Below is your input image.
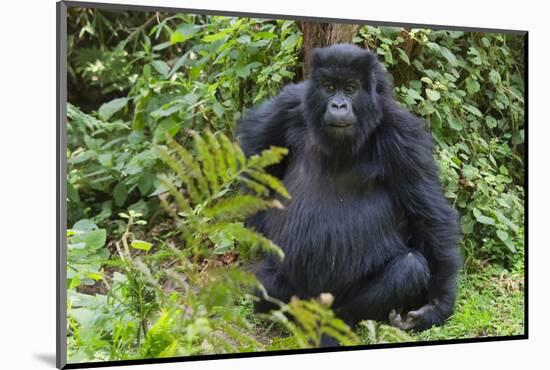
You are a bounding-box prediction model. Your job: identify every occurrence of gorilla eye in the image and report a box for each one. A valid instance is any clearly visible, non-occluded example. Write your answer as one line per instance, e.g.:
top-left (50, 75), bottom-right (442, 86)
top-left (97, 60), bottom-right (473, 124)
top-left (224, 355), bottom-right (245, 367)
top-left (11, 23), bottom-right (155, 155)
top-left (323, 83), bottom-right (336, 94)
top-left (344, 83), bottom-right (358, 94)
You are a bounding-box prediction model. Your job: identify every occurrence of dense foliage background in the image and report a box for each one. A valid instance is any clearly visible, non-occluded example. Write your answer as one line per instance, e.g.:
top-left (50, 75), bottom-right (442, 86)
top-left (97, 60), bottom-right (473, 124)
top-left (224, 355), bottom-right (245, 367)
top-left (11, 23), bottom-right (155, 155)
top-left (66, 8), bottom-right (525, 363)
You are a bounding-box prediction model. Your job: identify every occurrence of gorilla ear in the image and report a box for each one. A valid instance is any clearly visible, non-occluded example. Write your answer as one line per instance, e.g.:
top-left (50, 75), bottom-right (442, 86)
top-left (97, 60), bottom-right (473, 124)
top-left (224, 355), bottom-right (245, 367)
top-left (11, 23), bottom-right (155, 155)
top-left (361, 51), bottom-right (381, 92)
top-left (309, 49), bottom-right (323, 71)
top-left (361, 50), bottom-right (379, 73)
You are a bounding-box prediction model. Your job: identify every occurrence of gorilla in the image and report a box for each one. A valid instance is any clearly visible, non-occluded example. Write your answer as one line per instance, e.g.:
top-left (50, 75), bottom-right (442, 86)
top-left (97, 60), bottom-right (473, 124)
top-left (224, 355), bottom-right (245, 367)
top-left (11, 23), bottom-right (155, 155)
top-left (237, 44), bottom-right (461, 346)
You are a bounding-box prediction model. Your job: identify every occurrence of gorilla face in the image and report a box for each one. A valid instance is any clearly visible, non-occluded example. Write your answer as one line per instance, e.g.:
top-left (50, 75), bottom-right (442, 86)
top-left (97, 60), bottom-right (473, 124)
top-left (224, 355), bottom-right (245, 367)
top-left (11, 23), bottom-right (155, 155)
top-left (304, 44), bottom-right (385, 156)
top-left (319, 78), bottom-right (361, 136)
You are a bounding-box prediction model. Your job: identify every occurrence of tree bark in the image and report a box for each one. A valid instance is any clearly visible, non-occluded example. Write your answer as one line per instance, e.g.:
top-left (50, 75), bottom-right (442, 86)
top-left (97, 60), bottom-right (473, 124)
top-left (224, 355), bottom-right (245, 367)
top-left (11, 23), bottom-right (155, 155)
top-left (299, 22), bottom-right (360, 78)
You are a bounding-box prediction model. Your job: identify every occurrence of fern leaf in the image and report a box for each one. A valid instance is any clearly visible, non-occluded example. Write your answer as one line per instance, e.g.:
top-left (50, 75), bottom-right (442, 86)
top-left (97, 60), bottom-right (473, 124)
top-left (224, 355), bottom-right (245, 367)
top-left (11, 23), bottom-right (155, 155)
top-left (165, 135), bottom-right (211, 198)
top-left (218, 321), bottom-right (262, 348)
top-left (248, 146), bottom-right (289, 169)
top-left (141, 310), bottom-right (177, 357)
top-left (246, 169), bottom-right (291, 199)
top-left (237, 176), bottom-right (270, 196)
top-left (156, 147), bottom-right (202, 204)
top-left (203, 195), bottom-right (273, 220)
top-left (207, 222), bottom-right (284, 260)
top-left (158, 339), bottom-right (179, 358)
top-left (218, 134), bottom-right (239, 175)
top-left (158, 175), bottom-right (193, 214)
top-left (205, 131), bottom-right (230, 184)
top-left (190, 130), bottom-right (220, 195)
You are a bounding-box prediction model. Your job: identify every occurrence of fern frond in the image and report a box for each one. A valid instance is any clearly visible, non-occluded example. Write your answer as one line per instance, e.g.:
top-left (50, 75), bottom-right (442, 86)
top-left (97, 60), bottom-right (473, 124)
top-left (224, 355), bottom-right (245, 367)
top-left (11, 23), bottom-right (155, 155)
top-left (218, 134), bottom-right (239, 175)
top-left (157, 175), bottom-right (193, 214)
top-left (237, 177), bottom-right (270, 197)
top-left (141, 310), bottom-right (178, 357)
top-left (203, 195), bottom-right (273, 220)
top-left (157, 339), bottom-right (179, 358)
top-left (190, 130), bottom-right (220, 195)
top-left (207, 222), bottom-right (284, 260)
top-left (217, 320), bottom-right (262, 349)
top-left (165, 135), bottom-right (211, 199)
top-left (205, 131), bottom-right (230, 184)
top-left (248, 146), bottom-right (289, 169)
top-left (246, 169), bottom-right (291, 199)
top-left (157, 131), bottom-right (289, 259)
top-left (156, 147), bottom-right (202, 204)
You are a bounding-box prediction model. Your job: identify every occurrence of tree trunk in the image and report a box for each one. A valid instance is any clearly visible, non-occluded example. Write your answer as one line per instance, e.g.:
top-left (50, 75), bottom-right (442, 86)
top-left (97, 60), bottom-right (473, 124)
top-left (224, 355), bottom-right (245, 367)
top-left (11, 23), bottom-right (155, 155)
top-left (299, 22), bottom-right (360, 78)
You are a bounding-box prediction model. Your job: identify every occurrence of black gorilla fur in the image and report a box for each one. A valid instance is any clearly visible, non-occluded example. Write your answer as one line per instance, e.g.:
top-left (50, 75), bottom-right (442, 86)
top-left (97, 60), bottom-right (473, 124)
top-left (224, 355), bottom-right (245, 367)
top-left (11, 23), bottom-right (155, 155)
top-left (237, 44), bottom-right (461, 346)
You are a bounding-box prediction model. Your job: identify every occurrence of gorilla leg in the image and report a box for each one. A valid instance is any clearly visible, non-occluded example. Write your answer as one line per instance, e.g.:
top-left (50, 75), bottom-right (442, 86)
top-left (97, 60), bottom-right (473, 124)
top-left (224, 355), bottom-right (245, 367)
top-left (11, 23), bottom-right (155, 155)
top-left (335, 251), bottom-right (431, 326)
top-left (253, 262), bottom-right (296, 313)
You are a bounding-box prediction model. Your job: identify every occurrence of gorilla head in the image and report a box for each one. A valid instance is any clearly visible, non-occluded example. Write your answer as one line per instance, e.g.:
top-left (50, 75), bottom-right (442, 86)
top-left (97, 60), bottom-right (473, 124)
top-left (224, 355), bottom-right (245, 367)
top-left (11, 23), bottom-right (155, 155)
top-left (304, 44), bottom-right (391, 156)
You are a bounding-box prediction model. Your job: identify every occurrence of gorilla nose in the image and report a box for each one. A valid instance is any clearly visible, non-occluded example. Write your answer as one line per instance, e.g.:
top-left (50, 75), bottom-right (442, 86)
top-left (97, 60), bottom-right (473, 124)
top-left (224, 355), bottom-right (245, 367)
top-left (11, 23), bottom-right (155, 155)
top-left (329, 101), bottom-right (350, 115)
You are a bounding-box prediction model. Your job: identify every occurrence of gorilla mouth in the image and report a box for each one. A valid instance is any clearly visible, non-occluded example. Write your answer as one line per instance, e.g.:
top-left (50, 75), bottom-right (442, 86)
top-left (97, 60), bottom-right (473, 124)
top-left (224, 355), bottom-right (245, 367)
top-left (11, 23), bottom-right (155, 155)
top-left (329, 122), bottom-right (353, 128)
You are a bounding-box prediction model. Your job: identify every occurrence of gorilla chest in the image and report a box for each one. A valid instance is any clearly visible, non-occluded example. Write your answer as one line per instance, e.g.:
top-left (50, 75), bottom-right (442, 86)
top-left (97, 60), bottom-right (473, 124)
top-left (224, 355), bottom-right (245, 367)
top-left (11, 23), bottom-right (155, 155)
top-left (263, 161), bottom-right (407, 291)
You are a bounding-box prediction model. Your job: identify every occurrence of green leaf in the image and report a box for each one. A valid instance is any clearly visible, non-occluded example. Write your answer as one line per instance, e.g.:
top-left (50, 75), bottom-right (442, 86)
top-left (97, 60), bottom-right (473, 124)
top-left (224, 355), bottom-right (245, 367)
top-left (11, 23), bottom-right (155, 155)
top-left (67, 182), bottom-right (80, 202)
top-left (98, 97), bottom-right (129, 121)
top-left (440, 46), bottom-right (457, 66)
top-left (170, 31), bottom-right (186, 44)
top-left (131, 240), bottom-right (153, 251)
top-left (113, 183), bottom-right (128, 207)
top-left (396, 48), bottom-right (410, 65)
top-left (465, 77), bottom-right (480, 94)
top-left (407, 88), bottom-right (423, 101)
top-left (183, 93), bottom-right (199, 105)
top-left (496, 230), bottom-right (509, 241)
top-left (168, 53), bottom-right (188, 77)
top-left (73, 219), bottom-right (97, 232)
top-left (463, 105), bottom-right (483, 117)
top-left (236, 66), bottom-right (251, 78)
top-left (170, 24), bottom-right (199, 44)
top-left (84, 229), bottom-right (107, 249)
top-left (425, 89), bottom-right (441, 101)
top-left (212, 238), bottom-right (234, 255)
top-left (154, 119), bottom-right (182, 142)
top-left (151, 60), bottom-right (170, 78)
top-left (212, 101), bottom-right (225, 118)
top-left (489, 70), bottom-right (501, 85)
top-left (281, 34), bottom-right (300, 49)
top-left (203, 32), bottom-right (228, 43)
top-left (237, 35), bottom-right (251, 44)
top-left (485, 116), bottom-right (498, 128)
top-left (138, 172), bottom-right (155, 195)
top-left (476, 214), bottom-right (495, 225)
top-left (448, 115), bottom-right (463, 131)
top-left (152, 41), bottom-right (171, 51)
top-left (461, 219), bottom-right (474, 234)
top-left (176, 23), bottom-right (199, 37)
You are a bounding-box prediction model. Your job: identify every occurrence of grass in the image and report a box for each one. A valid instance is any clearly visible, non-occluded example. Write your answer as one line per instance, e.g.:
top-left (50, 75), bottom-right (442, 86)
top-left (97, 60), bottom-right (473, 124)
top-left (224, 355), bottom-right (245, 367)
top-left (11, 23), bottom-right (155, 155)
top-left (410, 266), bottom-right (525, 341)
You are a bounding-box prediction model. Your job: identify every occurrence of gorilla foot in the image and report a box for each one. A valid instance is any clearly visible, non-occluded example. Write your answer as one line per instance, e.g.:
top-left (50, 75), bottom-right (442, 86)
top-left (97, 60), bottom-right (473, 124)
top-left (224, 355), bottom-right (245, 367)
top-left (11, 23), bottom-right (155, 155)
top-left (389, 304), bottom-right (437, 331)
top-left (319, 334), bottom-right (340, 348)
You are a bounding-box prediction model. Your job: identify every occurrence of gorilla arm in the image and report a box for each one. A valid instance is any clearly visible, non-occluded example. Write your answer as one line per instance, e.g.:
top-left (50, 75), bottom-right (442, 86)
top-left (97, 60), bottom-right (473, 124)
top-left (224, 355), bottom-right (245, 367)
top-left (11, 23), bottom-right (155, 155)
top-left (237, 83), bottom-right (305, 179)
top-left (381, 107), bottom-right (462, 331)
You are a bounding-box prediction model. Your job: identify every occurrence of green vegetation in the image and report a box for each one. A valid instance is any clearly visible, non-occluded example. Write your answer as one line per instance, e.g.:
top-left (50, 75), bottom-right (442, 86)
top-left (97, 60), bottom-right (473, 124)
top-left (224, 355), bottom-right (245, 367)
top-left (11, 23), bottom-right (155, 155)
top-left (66, 8), bottom-right (525, 363)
